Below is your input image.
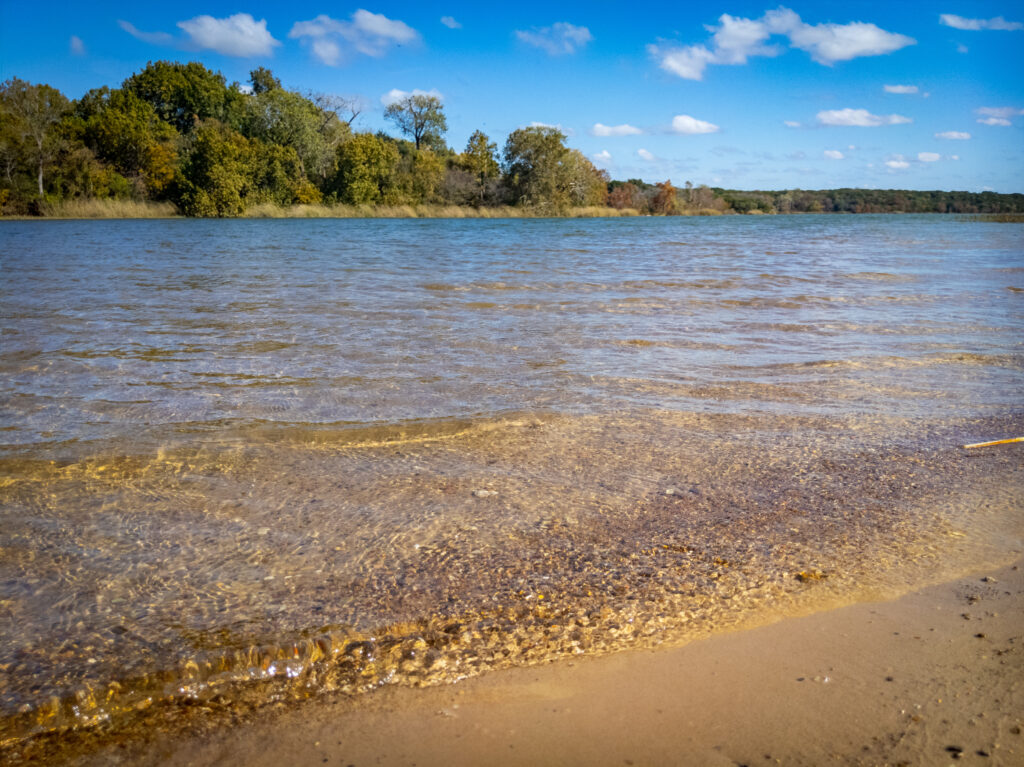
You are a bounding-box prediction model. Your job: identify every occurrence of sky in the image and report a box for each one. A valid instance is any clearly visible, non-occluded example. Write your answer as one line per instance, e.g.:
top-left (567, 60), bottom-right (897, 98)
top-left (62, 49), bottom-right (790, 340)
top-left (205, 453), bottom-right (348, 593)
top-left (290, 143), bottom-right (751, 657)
top-left (2, 1), bottom-right (1022, 192)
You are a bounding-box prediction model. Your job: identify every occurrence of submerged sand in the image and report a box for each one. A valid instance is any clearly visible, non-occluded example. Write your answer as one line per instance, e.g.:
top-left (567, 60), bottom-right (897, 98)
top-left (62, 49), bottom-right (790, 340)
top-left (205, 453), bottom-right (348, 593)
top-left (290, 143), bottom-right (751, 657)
top-left (7, 554), bottom-right (1020, 766)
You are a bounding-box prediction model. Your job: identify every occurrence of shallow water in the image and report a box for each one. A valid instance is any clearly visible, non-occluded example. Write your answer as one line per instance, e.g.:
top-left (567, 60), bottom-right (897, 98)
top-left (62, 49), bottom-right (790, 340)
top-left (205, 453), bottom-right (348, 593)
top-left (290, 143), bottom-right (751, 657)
top-left (1, 216), bottom-right (1022, 748)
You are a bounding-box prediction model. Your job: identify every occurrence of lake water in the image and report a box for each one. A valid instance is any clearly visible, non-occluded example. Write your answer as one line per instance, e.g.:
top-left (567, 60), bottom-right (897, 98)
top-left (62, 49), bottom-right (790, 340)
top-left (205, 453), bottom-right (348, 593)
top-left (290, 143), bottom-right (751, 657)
top-left (1, 216), bottom-right (1022, 748)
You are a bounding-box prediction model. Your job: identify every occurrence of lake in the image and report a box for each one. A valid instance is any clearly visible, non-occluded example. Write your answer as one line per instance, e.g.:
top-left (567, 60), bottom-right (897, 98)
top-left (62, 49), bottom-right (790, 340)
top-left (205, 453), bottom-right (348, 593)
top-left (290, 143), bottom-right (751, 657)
top-left (1, 215), bottom-right (1022, 746)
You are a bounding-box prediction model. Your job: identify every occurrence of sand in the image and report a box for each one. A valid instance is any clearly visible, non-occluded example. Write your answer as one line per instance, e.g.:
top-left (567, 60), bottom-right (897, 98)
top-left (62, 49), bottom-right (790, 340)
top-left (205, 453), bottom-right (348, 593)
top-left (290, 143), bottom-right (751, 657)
top-left (61, 555), bottom-right (1019, 767)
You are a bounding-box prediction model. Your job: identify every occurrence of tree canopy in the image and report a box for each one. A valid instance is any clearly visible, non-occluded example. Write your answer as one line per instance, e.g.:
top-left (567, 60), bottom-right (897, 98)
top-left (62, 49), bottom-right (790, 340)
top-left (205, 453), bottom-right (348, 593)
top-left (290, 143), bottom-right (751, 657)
top-left (384, 94), bottom-right (447, 151)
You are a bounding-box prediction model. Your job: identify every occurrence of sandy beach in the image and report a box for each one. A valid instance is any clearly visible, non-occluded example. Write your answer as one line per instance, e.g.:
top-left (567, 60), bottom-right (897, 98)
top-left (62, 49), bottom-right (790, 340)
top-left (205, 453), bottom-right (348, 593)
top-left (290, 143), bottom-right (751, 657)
top-left (20, 552), bottom-right (1011, 767)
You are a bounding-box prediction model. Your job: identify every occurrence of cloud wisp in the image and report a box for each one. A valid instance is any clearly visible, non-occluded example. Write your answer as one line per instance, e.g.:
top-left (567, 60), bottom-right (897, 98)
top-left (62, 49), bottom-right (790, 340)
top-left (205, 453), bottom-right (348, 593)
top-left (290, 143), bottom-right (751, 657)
top-left (823, 149), bottom-right (844, 159)
top-left (516, 22), bottom-right (592, 55)
top-left (884, 84), bottom-right (919, 94)
top-left (380, 88), bottom-right (443, 106)
top-left (935, 131), bottom-right (971, 139)
top-left (939, 14), bottom-right (1023, 31)
top-left (120, 14), bottom-right (279, 57)
top-left (592, 123), bottom-right (643, 137)
top-left (817, 108), bottom-right (911, 127)
top-left (69, 35), bottom-right (86, 56)
top-left (975, 106), bottom-right (1024, 126)
top-left (290, 10), bottom-right (418, 65)
top-left (918, 152), bottom-right (940, 162)
top-left (636, 149), bottom-right (657, 162)
top-left (650, 6), bottom-right (914, 81)
top-left (440, 16), bottom-right (461, 30)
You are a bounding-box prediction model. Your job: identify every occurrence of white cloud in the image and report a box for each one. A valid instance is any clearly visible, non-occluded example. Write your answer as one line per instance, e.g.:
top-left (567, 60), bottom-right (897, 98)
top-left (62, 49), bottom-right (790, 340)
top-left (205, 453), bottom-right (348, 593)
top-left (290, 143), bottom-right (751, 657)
top-left (918, 152), bottom-right (940, 162)
top-left (69, 35), bottom-right (86, 56)
top-left (637, 149), bottom-right (656, 161)
top-left (290, 11), bottom-right (418, 65)
top-left (592, 123), bottom-right (643, 137)
top-left (817, 108), bottom-right (911, 126)
top-left (516, 22), bottom-right (592, 55)
top-left (885, 156), bottom-right (910, 169)
top-left (176, 13), bottom-right (279, 57)
top-left (935, 131), bottom-right (970, 139)
top-left (526, 121), bottom-right (574, 136)
top-left (884, 84), bottom-right (918, 94)
top-left (939, 14), bottom-right (1023, 31)
top-left (975, 106), bottom-right (1024, 126)
top-left (823, 149), bottom-right (844, 159)
top-left (650, 7), bottom-right (914, 80)
top-left (440, 16), bottom-right (461, 29)
top-left (671, 114), bottom-right (720, 134)
top-left (784, 120), bottom-right (802, 128)
top-left (957, 43), bottom-right (969, 53)
top-left (380, 88), bottom-right (443, 106)
top-left (592, 150), bottom-right (612, 165)
top-left (951, 155), bottom-right (960, 161)
top-left (119, 20), bottom-right (176, 46)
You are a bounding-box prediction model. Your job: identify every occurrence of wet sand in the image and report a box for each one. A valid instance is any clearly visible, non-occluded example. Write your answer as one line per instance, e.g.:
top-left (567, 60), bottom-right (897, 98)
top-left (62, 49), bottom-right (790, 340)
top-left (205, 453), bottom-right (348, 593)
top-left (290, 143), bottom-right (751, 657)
top-left (49, 555), bottom-right (1019, 767)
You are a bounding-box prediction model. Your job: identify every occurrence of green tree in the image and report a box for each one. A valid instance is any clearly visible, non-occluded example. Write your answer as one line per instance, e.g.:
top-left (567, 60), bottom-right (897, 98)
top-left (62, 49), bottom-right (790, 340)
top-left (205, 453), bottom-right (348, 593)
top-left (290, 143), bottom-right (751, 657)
top-left (241, 88), bottom-right (333, 181)
top-left (461, 130), bottom-right (499, 182)
top-left (330, 132), bottom-right (400, 204)
top-left (124, 61), bottom-right (239, 134)
top-left (501, 125), bottom-right (571, 209)
top-left (0, 78), bottom-right (70, 196)
top-left (73, 87), bottom-right (178, 196)
top-left (384, 94), bottom-right (447, 151)
top-left (249, 67), bottom-right (281, 95)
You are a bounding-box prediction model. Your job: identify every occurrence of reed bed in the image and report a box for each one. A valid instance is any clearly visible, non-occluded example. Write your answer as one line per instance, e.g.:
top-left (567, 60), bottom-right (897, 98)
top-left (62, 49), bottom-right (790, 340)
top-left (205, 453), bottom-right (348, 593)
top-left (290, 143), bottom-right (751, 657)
top-left (241, 203), bottom-right (641, 219)
top-left (35, 199), bottom-right (181, 219)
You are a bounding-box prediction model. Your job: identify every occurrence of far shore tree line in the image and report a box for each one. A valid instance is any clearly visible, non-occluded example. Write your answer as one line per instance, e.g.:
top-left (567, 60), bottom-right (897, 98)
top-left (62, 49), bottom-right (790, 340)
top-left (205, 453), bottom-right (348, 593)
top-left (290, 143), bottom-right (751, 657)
top-left (1, 63), bottom-right (1022, 218)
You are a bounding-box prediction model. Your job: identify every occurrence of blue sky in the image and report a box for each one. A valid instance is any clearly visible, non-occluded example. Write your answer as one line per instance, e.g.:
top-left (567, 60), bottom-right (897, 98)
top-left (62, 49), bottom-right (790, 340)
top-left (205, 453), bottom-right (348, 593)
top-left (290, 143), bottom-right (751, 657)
top-left (2, 2), bottom-right (1022, 192)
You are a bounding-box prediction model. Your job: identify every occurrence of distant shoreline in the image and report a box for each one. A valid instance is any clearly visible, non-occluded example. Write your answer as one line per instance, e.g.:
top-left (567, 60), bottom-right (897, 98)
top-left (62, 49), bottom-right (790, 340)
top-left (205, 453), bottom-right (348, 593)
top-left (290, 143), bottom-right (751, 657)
top-left (2, 199), bottom-right (1022, 221)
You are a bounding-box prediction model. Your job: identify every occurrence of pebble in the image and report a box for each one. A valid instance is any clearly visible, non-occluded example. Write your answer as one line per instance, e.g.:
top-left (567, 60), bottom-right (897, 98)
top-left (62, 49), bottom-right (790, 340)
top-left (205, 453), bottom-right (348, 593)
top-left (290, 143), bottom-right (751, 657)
top-left (473, 489), bottom-right (497, 498)
top-left (257, 527), bottom-right (270, 536)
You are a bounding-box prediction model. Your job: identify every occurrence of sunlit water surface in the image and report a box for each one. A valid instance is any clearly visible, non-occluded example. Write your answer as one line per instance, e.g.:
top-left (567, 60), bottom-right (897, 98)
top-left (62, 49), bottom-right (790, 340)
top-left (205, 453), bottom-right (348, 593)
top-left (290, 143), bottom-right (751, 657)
top-left (1, 216), bottom-right (1022, 747)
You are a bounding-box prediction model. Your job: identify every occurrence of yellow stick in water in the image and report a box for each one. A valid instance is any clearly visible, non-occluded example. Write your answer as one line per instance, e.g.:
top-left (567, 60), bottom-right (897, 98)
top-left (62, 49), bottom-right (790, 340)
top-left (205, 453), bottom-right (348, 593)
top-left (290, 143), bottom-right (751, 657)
top-left (962, 437), bottom-right (1024, 449)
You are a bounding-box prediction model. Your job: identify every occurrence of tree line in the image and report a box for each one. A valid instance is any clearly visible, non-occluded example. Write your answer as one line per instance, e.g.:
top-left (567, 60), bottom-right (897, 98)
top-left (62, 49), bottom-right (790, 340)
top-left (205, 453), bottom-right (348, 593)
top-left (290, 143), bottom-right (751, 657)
top-left (1, 62), bottom-right (1022, 217)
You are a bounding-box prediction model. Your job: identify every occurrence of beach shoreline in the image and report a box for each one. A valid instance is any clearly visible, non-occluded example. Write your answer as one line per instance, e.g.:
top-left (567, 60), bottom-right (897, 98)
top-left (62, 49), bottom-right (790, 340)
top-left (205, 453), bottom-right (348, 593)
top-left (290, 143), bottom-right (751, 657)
top-left (14, 551), bottom-right (1019, 766)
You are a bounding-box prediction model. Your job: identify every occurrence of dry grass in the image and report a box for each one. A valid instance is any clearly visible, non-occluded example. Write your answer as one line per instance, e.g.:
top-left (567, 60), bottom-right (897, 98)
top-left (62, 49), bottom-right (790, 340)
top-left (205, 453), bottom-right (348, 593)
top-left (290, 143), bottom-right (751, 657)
top-left (241, 203), bottom-right (641, 219)
top-left (36, 199), bottom-right (181, 219)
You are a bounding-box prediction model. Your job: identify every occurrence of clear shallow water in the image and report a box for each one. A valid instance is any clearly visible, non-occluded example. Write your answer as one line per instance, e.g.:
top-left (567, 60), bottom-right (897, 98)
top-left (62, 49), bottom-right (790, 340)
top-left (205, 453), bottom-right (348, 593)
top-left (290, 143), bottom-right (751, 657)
top-left (1, 216), bottom-right (1022, 748)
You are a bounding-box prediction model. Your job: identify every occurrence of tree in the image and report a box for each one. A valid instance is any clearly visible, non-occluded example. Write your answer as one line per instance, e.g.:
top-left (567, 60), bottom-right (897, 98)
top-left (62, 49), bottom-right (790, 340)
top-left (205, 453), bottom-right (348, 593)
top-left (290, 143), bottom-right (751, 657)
top-left (124, 61), bottom-right (238, 133)
top-left (502, 125), bottom-right (570, 209)
top-left (73, 87), bottom-right (178, 195)
top-left (249, 67), bottom-right (281, 95)
top-left (461, 130), bottom-right (499, 182)
top-left (329, 132), bottom-right (400, 204)
top-left (241, 88), bottom-right (333, 181)
top-left (651, 180), bottom-right (677, 215)
top-left (0, 78), bottom-right (70, 196)
top-left (384, 94), bottom-right (447, 150)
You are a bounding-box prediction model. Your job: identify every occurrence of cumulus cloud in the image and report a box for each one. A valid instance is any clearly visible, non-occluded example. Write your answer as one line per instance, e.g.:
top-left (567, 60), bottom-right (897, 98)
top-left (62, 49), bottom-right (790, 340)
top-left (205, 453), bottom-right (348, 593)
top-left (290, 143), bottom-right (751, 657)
top-left (380, 88), bottom-right (443, 106)
top-left (935, 131), bottom-right (970, 139)
top-left (823, 149), bottom-right (844, 159)
top-left (939, 14), bottom-right (1023, 31)
top-left (592, 150), bottom-right (612, 165)
top-left (440, 16), bottom-right (461, 29)
top-left (290, 10), bottom-right (418, 65)
top-left (885, 156), bottom-right (910, 169)
top-left (176, 13), bottom-right (279, 56)
top-left (918, 152), bottom-right (940, 162)
top-left (817, 108), bottom-right (911, 126)
top-left (637, 149), bottom-right (656, 161)
top-left (650, 6), bottom-right (913, 80)
top-left (671, 114), bottom-right (720, 134)
top-left (592, 123), bottom-right (643, 137)
top-left (975, 106), bottom-right (1024, 126)
top-left (884, 84), bottom-right (918, 94)
top-left (516, 22), bottom-right (592, 55)
top-left (69, 35), bottom-right (86, 56)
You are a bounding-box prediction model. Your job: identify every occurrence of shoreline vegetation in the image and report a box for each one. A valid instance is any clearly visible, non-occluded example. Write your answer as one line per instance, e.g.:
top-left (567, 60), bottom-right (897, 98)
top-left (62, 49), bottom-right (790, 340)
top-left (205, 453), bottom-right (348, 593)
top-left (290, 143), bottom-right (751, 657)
top-left (3, 62), bottom-right (1023, 220)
